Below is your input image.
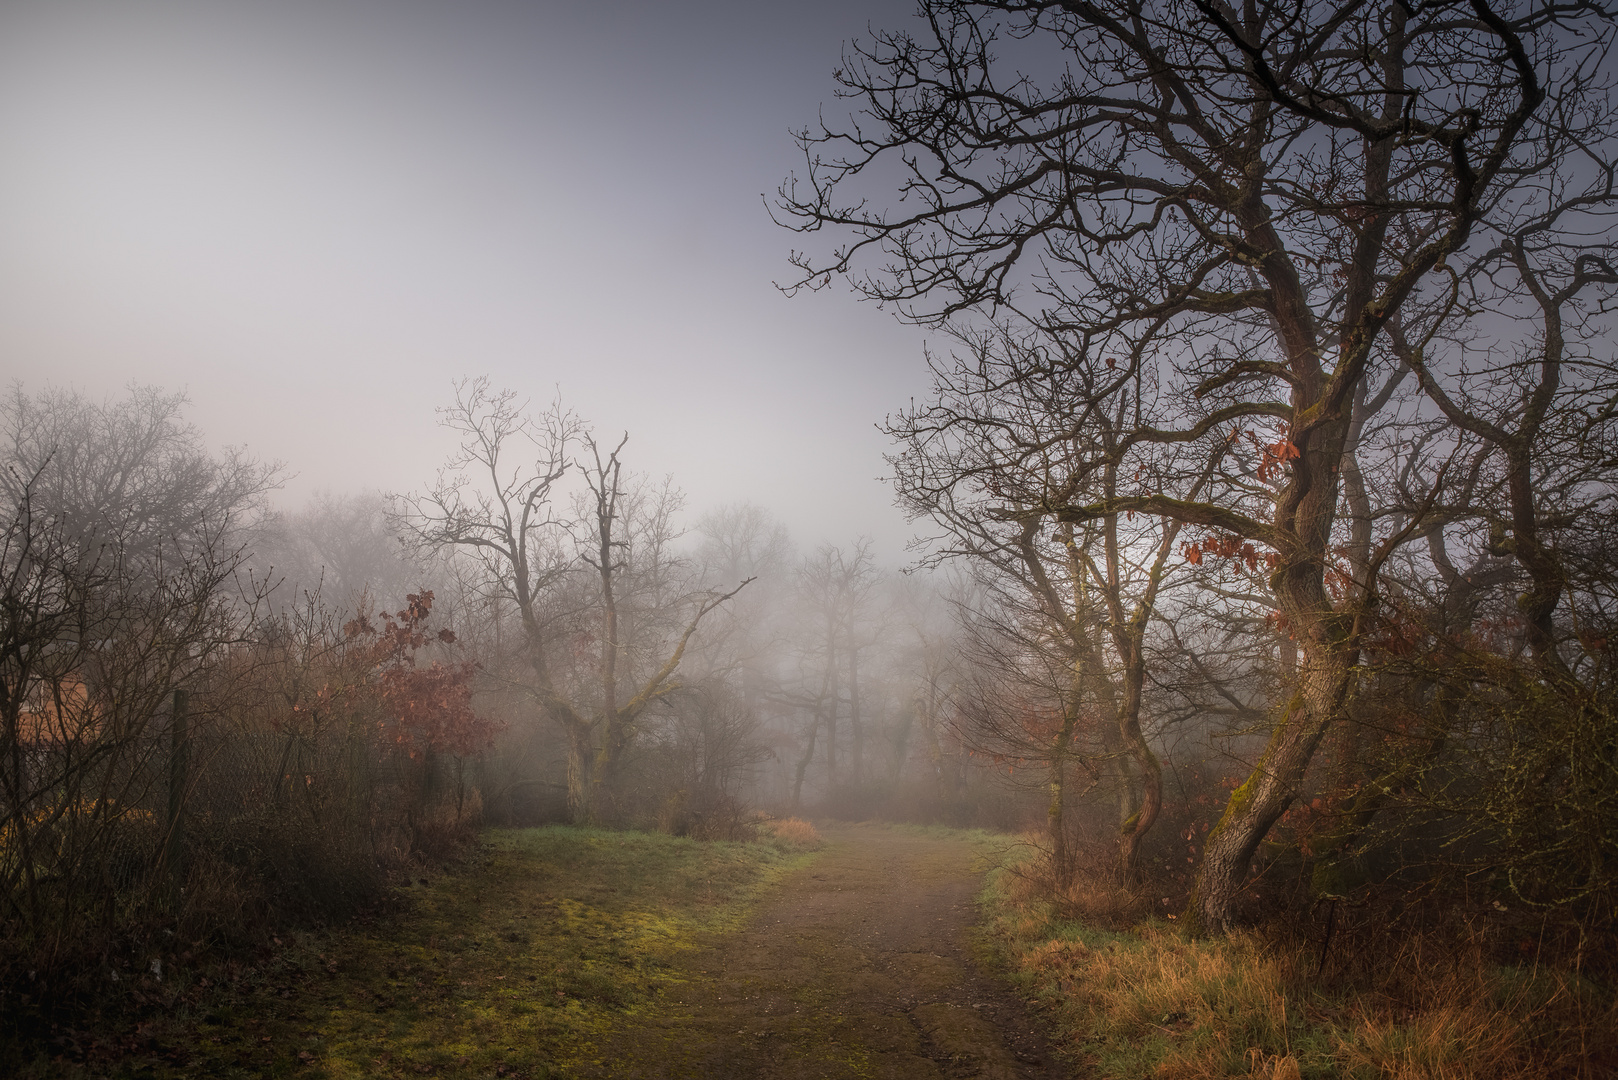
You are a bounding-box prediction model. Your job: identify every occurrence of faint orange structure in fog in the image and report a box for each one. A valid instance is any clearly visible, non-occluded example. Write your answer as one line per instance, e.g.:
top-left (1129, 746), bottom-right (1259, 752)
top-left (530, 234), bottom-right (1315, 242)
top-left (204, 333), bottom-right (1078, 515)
top-left (14, 675), bottom-right (97, 744)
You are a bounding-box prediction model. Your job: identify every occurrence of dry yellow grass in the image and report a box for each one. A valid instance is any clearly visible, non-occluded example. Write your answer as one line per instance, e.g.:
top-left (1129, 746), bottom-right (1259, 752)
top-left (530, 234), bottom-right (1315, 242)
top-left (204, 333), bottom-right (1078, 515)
top-left (983, 849), bottom-right (1615, 1079)
top-left (763, 817), bottom-right (824, 851)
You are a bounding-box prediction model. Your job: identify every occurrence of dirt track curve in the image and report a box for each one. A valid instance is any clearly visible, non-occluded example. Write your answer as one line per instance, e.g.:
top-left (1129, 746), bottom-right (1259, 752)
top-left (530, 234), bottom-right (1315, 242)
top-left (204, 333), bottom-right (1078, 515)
top-left (581, 823), bottom-right (1070, 1079)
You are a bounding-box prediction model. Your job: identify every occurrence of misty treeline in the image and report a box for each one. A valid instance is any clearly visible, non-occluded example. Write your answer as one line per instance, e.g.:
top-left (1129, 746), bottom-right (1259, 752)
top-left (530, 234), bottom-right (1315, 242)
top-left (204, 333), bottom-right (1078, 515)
top-left (265, 377), bottom-right (1001, 835)
top-left (0, 377), bottom-right (1020, 1010)
top-left (774, 0), bottom-right (1618, 950)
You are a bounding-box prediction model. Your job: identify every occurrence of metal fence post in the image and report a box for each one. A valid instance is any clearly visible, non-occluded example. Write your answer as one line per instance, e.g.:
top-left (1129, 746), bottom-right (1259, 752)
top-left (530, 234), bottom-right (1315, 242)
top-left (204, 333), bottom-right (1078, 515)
top-left (166, 688), bottom-right (189, 908)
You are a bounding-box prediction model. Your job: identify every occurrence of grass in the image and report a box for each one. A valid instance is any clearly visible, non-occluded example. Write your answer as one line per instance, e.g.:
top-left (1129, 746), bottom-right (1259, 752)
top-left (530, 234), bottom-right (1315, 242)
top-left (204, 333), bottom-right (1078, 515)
top-left (20, 826), bottom-right (819, 1079)
top-left (883, 819), bottom-right (1024, 858)
top-left (980, 843), bottom-right (1616, 1080)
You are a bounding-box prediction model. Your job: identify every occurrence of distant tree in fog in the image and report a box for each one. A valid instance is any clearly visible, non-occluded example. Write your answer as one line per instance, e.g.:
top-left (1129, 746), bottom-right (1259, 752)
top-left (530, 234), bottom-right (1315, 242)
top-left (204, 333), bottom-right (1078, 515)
top-left (685, 504), bottom-right (795, 797)
top-left (891, 574), bottom-right (971, 811)
top-left (250, 490), bottom-right (427, 615)
top-left (1, 384), bottom-right (277, 575)
top-left (793, 540), bottom-right (881, 797)
top-left (399, 378), bottom-right (746, 823)
top-left (574, 434), bottom-right (751, 820)
top-left (696, 503), bottom-right (793, 588)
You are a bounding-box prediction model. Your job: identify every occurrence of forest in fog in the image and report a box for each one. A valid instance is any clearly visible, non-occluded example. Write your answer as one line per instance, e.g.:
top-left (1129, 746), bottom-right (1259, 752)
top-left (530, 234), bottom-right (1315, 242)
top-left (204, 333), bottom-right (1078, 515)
top-left (3, 1), bottom-right (1618, 1076)
top-left (5, 319), bottom-right (1615, 977)
top-left (0, 378), bottom-right (1011, 950)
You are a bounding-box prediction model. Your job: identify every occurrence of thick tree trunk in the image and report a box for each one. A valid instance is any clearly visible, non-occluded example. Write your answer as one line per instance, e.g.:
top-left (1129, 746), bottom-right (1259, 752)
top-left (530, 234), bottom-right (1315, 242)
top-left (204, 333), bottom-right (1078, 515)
top-left (1048, 711), bottom-right (1078, 888)
top-left (563, 718), bottom-right (594, 825)
top-left (1111, 610), bottom-right (1161, 882)
top-left (590, 721), bottom-right (633, 825)
top-left (1185, 644), bottom-right (1353, 933)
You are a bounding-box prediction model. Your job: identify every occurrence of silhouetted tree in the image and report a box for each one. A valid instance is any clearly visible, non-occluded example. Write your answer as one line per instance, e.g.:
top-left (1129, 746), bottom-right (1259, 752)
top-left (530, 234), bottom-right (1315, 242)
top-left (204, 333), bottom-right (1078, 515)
top-left (781, 0), bottom-right (1618, 933)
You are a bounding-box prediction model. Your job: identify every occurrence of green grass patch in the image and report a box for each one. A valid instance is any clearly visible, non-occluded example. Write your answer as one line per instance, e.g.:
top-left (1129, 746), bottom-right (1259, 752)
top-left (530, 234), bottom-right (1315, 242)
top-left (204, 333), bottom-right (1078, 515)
top-left (882, 820), bottom-right (1014, 846)
top-left (28, 827), bottom-right (816, 1079)
top-left (877, 821), bottom-right (1021, 871)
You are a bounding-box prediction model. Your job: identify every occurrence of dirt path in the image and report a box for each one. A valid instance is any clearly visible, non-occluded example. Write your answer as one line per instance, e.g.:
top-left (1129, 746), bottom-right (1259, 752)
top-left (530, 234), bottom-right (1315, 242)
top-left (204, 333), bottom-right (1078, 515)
top-left (582, 823), bottom-right (1069, 1079)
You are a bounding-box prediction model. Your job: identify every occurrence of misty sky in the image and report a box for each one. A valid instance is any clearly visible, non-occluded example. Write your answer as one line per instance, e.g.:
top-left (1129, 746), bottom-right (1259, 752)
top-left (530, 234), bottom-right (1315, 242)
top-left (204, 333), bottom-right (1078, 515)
top-left (0, 0), bottom-right (935, 559)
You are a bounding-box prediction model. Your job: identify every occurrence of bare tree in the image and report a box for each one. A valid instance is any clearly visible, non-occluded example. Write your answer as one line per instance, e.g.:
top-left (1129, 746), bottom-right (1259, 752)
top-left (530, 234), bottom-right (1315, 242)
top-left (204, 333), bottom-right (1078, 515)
top-left (891, 325), bottom-right (1232, 880)
top-left (0, 385), bottom-right (275, 952)
top-left (793, 540), bottom-right (880, 802)
top-left (253, 490), bottom-right (427, 616)
top-left (780, 0), bottom-right (1618, 932)
top-left (576, 436), bottom-right (752, 820)
top-left (396, 379), bottom-right (584, 810)
top-left (400, 379), bottom-right (747, 823)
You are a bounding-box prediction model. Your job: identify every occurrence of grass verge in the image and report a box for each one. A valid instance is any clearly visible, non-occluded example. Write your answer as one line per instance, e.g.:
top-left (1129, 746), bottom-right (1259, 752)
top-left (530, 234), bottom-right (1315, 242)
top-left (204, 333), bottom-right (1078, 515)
top-left (20, 826), bottom-right (818, 1079)
top-left (981, 845), bottom-right (1615, 1080)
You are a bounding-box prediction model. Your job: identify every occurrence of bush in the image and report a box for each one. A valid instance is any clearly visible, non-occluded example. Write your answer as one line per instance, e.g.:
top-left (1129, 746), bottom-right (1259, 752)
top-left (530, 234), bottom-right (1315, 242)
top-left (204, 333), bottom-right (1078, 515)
top-left (764, 817), bottom-right (823, 852)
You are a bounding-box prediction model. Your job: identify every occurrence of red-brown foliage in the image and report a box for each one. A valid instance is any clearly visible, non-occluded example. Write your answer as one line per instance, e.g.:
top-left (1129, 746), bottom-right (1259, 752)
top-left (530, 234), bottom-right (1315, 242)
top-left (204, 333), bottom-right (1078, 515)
top-left (346, 590), bottom-right (502, 759)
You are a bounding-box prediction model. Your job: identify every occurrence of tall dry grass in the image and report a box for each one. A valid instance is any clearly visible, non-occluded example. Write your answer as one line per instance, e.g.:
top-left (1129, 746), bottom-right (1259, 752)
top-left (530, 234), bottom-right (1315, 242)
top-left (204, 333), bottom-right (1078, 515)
top-left (984, 846), bottom-right (1615, 1079)
top-left (762, 817), bottom-right (824, 852)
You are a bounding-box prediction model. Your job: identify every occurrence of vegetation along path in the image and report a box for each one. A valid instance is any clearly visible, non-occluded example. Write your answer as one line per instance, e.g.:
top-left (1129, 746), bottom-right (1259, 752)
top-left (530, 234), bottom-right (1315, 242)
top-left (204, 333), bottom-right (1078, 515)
top-left (56, 824), bottom-right (1070, 1079)
top-left (583, 822), bottom-right (1066, 1080)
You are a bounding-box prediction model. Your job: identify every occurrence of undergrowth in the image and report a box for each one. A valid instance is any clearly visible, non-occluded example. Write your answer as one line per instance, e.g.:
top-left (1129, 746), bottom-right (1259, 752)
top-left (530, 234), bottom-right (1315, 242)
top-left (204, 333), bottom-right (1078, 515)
top-left (11, 826), bottom-right (817, 1079)
top-left (982, 843), bottom-right (1616, 1080)
top-left (760, 816), bottom-right (824, 850)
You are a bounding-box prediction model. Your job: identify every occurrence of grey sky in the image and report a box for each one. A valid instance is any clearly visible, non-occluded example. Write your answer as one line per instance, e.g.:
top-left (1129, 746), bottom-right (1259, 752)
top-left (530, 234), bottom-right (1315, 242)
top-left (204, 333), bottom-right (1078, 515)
top-left (0, 0), bottom-right (932, 559)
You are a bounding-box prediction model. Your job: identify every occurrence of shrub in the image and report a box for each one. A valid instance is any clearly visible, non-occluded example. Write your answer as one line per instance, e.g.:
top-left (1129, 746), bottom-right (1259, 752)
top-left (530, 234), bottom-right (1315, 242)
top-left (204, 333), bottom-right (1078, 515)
top-left (765, 817), bottom-right (823, 851)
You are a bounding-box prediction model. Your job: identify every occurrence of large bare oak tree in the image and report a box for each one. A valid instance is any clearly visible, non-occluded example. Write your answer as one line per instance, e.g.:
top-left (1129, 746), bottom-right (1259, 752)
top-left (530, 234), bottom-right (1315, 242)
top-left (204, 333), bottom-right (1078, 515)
top-left (779, 0), bottom-right (1618, 932)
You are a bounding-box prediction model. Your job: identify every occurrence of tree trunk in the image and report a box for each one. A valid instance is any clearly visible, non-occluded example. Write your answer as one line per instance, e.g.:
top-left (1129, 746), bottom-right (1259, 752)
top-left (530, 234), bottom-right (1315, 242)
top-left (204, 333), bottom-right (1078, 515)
top-left (563, 717), bottom-right (594, 825)
top-left (1185, 644), bottom-right (1353, 933)
top-left (923, 702), bottom-right (946, 807)
top-left (887, 705), bottom-right (912, 787)
top-left (848, 646), bottom-right (863, 786)
top-left (791, 712), bottom-right (819, 814)
top-left (1116, 712), bottom-right (1161, 883)
top-left (590, 449), bottom-right (622, 822)
top-left (824, 671), bottom-right (839, 799)
top-left (1048, 711), bottom-right (1078, 888)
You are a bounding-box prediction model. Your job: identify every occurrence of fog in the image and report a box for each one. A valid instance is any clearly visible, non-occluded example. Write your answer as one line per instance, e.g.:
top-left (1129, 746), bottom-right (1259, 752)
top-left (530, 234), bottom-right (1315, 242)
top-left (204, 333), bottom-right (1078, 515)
top-left (0, 0), bottom-right (924, 559)
top-left (3, 6), bottom-right (1615, 1074)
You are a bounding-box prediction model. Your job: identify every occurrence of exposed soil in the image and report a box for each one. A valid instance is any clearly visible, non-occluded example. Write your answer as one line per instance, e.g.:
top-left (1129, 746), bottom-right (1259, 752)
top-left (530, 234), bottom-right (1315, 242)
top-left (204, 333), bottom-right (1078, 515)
top-left (582, 823), bottom-right (1070, 1079)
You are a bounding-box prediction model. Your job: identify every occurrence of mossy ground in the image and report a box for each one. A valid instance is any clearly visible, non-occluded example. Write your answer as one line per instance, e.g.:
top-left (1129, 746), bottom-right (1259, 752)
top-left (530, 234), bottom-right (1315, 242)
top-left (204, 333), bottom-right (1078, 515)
top-left (576, 822), bottom-right (1065, 1079)
top-left (20, 827), bottom-right (813, 1079)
